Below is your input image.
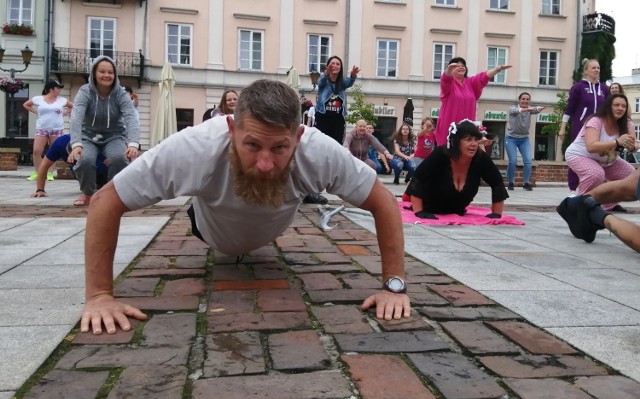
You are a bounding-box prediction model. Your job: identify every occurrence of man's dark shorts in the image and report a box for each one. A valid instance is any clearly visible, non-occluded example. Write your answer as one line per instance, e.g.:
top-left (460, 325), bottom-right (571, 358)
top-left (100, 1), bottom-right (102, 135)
top-left (187, 204), bottom-right (205, 242)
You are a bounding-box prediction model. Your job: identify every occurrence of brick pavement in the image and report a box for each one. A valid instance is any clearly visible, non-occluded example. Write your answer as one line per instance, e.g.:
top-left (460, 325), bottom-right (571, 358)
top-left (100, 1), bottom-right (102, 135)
top-left (11, 204), bottom-right (640, 399)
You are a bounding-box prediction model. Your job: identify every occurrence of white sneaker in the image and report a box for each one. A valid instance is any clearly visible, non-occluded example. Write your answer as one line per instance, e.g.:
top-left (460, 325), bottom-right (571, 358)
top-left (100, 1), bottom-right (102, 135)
top-left (568, 191), bottom-right (577, 198)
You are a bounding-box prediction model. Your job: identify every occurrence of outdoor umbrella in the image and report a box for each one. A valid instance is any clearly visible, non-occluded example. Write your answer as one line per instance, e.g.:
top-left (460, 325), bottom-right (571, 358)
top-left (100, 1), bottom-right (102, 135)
top-left (403, 97), bottom-right (414, 126)
top-left (285, 67), bottom-right (301, 92)
top-left (151, 63), bottom-right (177, 147)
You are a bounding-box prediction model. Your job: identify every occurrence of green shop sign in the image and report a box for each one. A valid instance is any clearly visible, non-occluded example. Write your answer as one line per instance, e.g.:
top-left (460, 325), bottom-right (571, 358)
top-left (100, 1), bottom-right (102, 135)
top-left (431, 108), bottom-right (440, 118)
top-left (536, 113), bottom-right (554, 123)
top-left (484, 111), bottom-right (507, 121)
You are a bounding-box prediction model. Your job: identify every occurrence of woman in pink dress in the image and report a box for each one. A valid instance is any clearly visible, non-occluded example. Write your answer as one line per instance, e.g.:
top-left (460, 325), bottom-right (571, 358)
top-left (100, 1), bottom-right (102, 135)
top-left (434, 57), bottom-right (510, 146)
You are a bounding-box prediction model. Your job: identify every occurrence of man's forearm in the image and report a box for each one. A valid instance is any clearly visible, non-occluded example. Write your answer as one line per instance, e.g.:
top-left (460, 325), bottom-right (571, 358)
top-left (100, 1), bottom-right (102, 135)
top-left (360, 181), bottom-right (406, 281)
top-left (84, 183), bottom-right (129, 300)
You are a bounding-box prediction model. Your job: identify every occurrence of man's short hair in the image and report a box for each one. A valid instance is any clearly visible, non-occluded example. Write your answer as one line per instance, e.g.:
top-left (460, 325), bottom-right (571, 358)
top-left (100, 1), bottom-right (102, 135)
top-left (234, 79), bottom-right (300, 132)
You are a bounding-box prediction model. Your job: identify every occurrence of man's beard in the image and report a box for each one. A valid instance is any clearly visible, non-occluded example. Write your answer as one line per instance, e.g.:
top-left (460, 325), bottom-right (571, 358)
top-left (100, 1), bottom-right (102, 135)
top-left (228, 144), bottom-right (294, 209)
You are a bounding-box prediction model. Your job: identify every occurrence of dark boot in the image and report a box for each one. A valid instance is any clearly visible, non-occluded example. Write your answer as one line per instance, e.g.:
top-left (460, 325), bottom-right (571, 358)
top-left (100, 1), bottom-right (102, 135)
top-left (393, 173), bottom-right (400, 185)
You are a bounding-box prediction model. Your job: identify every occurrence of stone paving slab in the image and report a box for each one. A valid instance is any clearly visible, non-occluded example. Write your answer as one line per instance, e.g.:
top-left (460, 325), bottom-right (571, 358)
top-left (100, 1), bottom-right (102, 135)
top-left (346, 207), bottom-right (640, 385)
top-left (0, 215), bottom-right (169, 394)
top-left (12, 204), bottom-right (640, 398)
top-left (3, 173), bottom-right (640, 397)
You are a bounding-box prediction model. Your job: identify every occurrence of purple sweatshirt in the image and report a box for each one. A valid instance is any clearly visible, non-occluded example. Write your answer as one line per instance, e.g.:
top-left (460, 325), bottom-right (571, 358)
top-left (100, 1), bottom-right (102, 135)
top-left (562, 79), bottom-right (608, 140)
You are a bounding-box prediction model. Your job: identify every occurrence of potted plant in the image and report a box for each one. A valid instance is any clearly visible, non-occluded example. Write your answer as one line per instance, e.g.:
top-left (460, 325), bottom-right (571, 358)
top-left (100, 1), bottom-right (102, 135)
top-left (0, 76), bottom-right (26, 94)
top-left (2, 23), bottom-right (34, 36)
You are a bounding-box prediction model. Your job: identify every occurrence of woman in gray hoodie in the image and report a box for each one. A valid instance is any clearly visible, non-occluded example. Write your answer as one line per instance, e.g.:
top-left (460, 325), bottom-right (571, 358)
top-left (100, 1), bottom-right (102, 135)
top-left (67, 55), bottom-right (140, 206)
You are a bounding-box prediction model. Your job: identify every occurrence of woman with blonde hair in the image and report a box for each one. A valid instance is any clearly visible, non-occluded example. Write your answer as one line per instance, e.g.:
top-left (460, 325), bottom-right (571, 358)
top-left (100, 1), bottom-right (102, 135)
top-left (343, 119), bottom-right (392, 171)
top-left (559, 58), bottom-right (609, 195)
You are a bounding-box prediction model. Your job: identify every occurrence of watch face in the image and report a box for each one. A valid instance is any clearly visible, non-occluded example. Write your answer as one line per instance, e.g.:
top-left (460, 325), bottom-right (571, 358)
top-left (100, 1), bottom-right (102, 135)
top-left (386, 277), bottom-right (406, 292)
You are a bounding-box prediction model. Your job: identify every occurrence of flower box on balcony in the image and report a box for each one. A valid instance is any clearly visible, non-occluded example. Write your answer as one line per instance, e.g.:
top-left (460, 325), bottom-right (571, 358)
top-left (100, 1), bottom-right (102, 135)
top-left (2, 23), bottom-right (34, 36)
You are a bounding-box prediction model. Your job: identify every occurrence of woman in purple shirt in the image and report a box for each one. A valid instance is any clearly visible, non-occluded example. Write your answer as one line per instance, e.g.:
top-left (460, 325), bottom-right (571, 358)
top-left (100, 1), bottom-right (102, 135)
top-left (559, 58), bottom-right (608, 194)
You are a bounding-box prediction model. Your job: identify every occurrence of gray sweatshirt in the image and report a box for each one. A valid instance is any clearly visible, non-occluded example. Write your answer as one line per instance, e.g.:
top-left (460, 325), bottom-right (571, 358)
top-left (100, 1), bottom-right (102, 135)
top-left (506, 105), bottom-right (541, 139)
top-left (70, 55), bottom-right (140, 148)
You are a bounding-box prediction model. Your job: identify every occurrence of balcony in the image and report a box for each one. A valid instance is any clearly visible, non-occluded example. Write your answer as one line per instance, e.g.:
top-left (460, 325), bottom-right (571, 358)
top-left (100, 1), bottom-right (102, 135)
top-left (50, 46), bottom-right (145, 84)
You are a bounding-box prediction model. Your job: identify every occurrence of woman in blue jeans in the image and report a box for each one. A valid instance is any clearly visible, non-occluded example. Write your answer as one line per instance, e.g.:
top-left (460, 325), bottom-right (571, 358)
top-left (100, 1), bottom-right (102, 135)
top-left (505, 92), bottom-right (545, 191)
top-left (390, 122), bottom-right (416, 184)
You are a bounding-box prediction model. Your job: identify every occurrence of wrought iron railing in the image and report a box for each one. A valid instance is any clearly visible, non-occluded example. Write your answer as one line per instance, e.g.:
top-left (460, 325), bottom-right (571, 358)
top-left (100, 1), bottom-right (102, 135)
top-left (50, 46), bottom-right (145, 79)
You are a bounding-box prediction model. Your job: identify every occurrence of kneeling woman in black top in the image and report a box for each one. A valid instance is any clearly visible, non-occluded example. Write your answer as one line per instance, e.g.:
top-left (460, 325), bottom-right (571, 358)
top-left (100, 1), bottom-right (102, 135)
top-left (406, 120), bottom-right (509, 219)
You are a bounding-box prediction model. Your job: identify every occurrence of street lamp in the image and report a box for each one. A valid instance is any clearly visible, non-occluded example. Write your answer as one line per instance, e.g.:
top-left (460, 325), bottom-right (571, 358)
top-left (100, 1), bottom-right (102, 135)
top-left (0, 45), bottom-right (32, 137)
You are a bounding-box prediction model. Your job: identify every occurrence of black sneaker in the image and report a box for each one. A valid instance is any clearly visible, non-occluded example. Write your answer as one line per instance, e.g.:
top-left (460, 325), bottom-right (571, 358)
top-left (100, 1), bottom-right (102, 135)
top-left (576, 196), bottom-right (604, 243)
top-left (302, 193), bottom-right (328, 205)
top-left (507, 182), bottom-right (514, 190)
top-left (557, 196), bottom-right (583, 240)
top-left (523, 183), bottom-right (533, 191)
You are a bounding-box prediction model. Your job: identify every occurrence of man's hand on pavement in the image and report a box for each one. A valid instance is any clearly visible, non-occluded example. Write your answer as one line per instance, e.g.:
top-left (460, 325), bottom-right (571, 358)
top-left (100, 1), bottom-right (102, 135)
top-left (81, 295), bottom-right (148, 335)
top-left (361, 291), bottom-right (411, 320)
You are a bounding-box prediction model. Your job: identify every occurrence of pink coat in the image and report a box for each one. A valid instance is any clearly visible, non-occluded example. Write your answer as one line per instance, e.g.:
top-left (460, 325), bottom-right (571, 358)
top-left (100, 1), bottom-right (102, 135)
top-left (434, 71), bottom-right (489, 146)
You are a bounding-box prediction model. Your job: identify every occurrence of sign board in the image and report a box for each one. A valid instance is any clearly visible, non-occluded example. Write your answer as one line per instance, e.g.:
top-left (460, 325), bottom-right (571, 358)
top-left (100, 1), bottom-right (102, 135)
top-left (483, 110), bottom-right (507, 121)
top-left (430, 108), bottom-right (440, 118)
top-left (374, 105), bottom-right (395, 117)
top-left (583, 13), bottom-right (615, 35)
top-left (536, 113), bottom-right (555, 123)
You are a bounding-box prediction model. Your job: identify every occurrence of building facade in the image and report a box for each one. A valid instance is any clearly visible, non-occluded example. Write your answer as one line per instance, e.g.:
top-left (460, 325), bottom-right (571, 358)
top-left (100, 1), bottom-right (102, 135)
top-left (2, 0), bottom-right (598, 162)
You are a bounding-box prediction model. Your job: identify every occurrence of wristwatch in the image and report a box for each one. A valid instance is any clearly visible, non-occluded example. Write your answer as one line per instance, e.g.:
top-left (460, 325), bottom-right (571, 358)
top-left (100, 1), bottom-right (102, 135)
top-left (382, 276), bottom-right (407, 293)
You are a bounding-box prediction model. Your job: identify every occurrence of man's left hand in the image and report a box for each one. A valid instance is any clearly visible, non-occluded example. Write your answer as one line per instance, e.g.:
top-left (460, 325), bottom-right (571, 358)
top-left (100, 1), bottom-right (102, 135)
top-left (361, 291), bottom-right (411, 320)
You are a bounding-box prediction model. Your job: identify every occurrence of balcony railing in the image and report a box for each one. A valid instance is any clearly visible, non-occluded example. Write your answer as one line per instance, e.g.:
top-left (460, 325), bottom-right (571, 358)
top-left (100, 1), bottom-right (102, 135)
top-left (50, 46), bottom-right (145, 82)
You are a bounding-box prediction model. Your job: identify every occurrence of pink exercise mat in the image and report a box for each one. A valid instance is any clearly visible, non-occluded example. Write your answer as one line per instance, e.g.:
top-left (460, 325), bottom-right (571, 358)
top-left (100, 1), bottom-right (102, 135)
top-left (398, 202), bottom-right (525, 226)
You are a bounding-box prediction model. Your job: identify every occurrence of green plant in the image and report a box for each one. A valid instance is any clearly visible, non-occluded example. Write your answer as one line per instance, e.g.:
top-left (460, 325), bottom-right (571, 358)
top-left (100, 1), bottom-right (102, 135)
top-left (541, 91), bottom-right (571, 154)
top-left (573, 31), bottom-right (615, 82)
top-left (345, 84), bottom-right (377, 127)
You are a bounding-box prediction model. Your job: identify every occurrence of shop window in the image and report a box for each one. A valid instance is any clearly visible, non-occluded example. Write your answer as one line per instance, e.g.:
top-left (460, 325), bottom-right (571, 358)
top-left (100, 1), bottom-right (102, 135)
top-left (482, 121), bottom-right (505, 159)
top-left (534, 124), bottom-right (555, 160)
top-left (176, 108), bottom-right (194, 132)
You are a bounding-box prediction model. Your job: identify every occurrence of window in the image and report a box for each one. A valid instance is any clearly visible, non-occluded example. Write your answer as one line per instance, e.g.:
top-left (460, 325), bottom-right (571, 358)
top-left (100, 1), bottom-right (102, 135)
top-left (538, 50), bottom-right (558, 86)
top-left (8, 0), bottom-right (32, 26)
top-left (377, 39), bottom-right (399, 78)
top-left (239, 29), bottom-right (263, 71)
top-left (635, 124), bottom-right (640, 140)
top-left (433, 43), bottom-right (454, 80)
top-left (487, 47), bottom-right (507, 84)
top-left (542, 0), bottom-right (560, 15)
top-left (635, 98), bottom-right (639, 113)
top-left (435, 0), bottom-right (455, 5)
top-left (176, 108), bottom-right (194, 132)
top-left (308, 34), bottom-right (331, 73)
top-left (88, 18), bottom-right (115, 59)
top-left (167, 24), bottom-right (192, 65)
top-left (489, 0), bottom-right (509, 10)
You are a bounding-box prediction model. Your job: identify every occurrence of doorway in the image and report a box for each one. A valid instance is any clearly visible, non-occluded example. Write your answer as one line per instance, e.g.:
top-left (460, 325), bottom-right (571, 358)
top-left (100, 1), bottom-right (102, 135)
top-left (374, 116), bottom-right (398, 153)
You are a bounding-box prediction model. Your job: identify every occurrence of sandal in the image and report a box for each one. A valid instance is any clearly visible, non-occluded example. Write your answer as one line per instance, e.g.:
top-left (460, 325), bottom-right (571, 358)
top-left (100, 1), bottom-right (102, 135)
top-left (73, 194), bottom-right (91, 207)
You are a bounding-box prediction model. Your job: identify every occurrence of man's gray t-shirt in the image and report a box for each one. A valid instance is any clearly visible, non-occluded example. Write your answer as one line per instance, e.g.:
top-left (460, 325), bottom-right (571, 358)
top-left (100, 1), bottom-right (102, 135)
top-left (113, 116), bottom-right (377, 255)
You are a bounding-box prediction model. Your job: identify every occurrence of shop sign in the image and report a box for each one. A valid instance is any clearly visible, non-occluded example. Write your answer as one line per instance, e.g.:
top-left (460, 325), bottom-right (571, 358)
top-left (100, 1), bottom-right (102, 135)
top-left (374, 105), bottom-right (395, 116)
top-left (484, 110), bottom-right (507, 121)
top-left (430, 108), bottom-right (440, 118)
top-left (537, 113), bottom-right (555, 123)
top-left (583, 13), bottom-right (615, 35)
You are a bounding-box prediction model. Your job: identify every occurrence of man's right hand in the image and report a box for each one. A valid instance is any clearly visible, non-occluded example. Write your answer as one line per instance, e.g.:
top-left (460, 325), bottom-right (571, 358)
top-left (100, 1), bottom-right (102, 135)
top-left (80, 294), bottom-right (148, 335)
